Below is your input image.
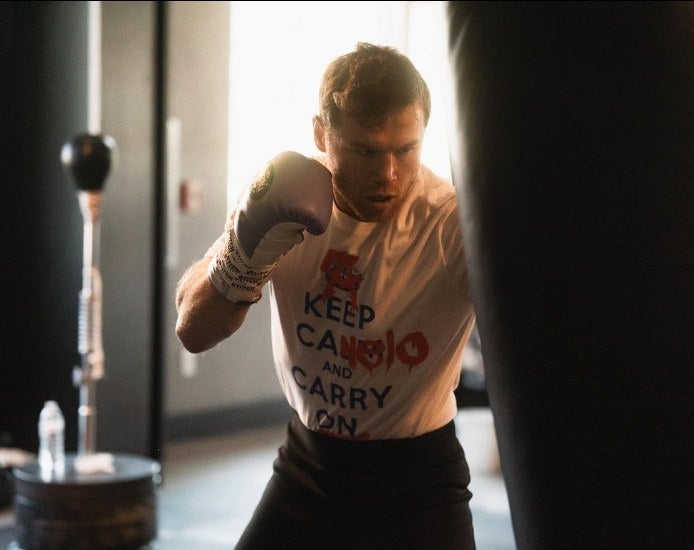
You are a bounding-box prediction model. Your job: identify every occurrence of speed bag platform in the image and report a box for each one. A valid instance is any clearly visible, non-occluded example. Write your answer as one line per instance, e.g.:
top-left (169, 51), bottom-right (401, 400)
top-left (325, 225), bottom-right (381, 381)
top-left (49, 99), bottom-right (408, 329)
top-left (12, 453), bottom-right (160, 549)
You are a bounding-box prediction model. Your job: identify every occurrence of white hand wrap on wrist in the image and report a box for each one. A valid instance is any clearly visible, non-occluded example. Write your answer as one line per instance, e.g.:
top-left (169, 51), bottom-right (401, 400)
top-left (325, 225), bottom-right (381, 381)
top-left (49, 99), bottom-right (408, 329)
top-left (207, 229), bottom-right (275, 303)
top-left (207, 220), bottom-right (305, 304)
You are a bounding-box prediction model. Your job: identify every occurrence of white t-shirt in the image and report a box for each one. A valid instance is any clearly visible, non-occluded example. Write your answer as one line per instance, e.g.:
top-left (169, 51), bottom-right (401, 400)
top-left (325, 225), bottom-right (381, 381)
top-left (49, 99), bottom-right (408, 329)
top-left (269, 165), bottom-right (476, 440)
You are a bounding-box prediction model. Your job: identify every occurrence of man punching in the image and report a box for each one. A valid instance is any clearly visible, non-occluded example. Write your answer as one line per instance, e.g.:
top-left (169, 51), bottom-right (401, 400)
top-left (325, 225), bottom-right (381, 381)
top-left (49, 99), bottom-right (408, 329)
top-left (176, 42), bottom-right (477, 549)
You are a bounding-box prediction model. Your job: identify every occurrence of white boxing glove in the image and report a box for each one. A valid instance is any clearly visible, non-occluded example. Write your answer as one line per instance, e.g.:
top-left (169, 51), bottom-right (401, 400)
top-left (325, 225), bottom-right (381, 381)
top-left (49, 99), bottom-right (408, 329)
top-left (208, 151), bottom-right (333, 304)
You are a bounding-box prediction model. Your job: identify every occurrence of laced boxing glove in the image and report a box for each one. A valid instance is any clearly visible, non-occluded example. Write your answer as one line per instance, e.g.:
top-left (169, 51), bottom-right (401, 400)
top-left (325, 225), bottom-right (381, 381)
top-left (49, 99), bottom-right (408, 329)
top-left (208, 151), bottom-right (333, 304)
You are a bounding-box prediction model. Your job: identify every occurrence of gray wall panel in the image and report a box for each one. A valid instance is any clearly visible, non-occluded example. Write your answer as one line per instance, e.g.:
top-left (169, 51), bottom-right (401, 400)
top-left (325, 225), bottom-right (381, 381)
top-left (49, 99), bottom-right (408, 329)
top-left (99, 0), bottom-right (156, 456)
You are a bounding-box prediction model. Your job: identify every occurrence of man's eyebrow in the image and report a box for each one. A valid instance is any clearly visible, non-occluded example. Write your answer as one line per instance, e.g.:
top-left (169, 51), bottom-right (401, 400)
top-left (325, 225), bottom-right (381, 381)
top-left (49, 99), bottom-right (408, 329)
top-left (346, 139), bottom-right (421, 150)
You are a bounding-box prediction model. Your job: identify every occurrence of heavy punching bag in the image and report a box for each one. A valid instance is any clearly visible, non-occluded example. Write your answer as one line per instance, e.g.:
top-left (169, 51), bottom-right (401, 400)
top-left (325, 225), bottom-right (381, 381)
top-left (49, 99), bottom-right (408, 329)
top-left (447, 3), bottom-right (694, 548)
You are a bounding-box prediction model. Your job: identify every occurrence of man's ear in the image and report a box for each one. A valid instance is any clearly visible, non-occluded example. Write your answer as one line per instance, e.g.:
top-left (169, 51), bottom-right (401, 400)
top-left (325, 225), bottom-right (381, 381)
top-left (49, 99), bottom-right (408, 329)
top-left (313, 115), bottom-right (326, 153)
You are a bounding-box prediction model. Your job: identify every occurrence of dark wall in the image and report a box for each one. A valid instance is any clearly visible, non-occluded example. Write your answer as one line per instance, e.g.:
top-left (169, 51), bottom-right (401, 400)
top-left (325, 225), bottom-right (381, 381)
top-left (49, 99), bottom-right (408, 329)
top-left (0, 1), bottom-right (159, 458)
top-left (1, 1), bottom-right (89, 454)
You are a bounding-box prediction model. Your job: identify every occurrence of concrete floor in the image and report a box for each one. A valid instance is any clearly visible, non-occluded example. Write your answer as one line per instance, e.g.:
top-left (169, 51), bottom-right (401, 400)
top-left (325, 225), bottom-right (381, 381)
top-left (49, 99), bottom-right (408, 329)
top-left (1, 407), bottom-right (515, 549)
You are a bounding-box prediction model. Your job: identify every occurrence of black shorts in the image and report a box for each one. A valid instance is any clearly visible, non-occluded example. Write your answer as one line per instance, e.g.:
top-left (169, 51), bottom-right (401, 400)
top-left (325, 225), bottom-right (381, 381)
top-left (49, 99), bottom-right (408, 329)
top-left (236, 414), bottom-right (476, 550)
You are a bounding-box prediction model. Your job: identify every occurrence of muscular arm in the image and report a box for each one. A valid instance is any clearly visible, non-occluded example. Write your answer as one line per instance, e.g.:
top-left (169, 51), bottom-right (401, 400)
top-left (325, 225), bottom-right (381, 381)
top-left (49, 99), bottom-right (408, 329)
top-left (175, 258), bottom-right (251, 354)
top-left (176, 151), bottom-right (332, 354)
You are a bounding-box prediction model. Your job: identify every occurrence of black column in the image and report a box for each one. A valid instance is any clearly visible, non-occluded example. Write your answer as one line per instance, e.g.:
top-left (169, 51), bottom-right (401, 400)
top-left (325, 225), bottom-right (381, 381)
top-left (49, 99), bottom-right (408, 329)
top-left (447, 2), bottom-right (694, 548)
top-left (0, 1), bottom-right (89, 453)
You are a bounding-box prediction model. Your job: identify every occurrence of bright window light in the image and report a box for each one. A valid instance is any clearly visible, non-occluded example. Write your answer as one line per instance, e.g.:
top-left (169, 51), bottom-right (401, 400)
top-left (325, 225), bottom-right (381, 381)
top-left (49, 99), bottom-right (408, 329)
top-left (228, 1), bottom-right (451, 210)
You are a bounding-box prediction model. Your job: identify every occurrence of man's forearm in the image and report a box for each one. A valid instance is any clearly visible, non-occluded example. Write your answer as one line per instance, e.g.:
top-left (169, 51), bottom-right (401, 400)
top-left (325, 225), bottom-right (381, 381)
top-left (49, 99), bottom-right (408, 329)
top-left (175, 258), bottom-right (251, 353)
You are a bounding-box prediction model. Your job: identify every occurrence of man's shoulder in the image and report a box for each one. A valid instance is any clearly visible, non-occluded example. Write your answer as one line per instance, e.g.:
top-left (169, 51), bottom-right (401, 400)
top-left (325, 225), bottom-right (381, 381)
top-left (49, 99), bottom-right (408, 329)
top-left (415, 164), bottom-right (458, 212)
top-left (420, 163), bottom-right (453, 185)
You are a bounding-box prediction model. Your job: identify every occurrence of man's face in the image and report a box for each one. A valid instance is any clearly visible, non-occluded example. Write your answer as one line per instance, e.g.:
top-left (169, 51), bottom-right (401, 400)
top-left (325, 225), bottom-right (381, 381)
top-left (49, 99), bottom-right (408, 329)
top-left (314, 105), bottom-right (426, 222)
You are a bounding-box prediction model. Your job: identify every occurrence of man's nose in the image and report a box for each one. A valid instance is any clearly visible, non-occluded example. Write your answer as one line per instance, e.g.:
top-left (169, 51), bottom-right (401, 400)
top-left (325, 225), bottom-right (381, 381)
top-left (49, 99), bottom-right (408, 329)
top-left (374, 153), bottom-right (396, 182)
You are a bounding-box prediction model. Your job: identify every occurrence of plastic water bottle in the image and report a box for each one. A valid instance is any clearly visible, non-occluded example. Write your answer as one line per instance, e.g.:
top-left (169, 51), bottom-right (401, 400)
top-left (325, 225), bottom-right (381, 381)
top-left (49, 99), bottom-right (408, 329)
top-left (38, 400), bottom-right (65, 472)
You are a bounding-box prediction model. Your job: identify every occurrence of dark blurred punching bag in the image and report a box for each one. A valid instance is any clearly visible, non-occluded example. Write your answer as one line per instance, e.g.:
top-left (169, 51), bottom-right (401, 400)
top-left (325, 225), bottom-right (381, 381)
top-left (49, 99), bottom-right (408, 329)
top-left (447, 3), bottom-right (694, 548)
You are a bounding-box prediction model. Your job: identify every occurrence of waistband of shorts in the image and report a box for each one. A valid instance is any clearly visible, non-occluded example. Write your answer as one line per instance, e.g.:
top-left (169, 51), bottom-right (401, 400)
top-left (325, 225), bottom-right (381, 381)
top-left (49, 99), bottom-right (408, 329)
top-left (286, 412), bottom-right (464, 475)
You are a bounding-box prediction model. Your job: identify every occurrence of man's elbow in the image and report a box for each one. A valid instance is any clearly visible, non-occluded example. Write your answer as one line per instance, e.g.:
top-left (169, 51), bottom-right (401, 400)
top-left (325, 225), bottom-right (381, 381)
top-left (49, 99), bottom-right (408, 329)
top-left (174, 291), bottom-right (248, 354)
top-left (175, 318), bottom-right (212, 355)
